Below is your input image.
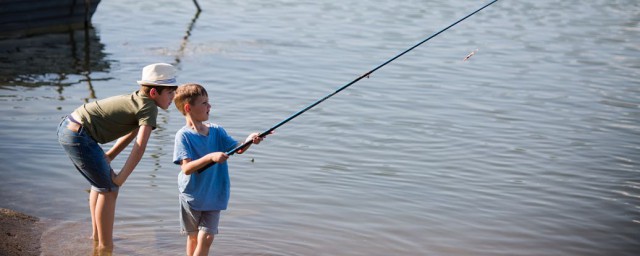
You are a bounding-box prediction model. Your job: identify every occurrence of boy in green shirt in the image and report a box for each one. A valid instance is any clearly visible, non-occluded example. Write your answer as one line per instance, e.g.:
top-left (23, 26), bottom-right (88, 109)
top-left (57, 63), bottom-right (178, 252)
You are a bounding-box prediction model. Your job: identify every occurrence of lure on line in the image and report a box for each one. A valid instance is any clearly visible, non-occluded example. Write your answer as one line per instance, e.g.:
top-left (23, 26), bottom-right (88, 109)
top-left (463, 48), bottom-right (479, 61)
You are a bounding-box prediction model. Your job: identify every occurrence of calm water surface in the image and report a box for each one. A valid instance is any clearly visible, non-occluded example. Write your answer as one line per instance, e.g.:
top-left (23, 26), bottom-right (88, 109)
top-left (1, 0), bottom-right (639, 255)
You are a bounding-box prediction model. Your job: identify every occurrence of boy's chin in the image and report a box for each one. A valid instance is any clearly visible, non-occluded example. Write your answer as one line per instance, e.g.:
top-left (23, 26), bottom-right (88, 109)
top-left (158, 103), bottom-right (171, 110)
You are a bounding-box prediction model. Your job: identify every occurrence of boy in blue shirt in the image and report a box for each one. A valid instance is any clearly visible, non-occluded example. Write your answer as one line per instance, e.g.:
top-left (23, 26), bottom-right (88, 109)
top-left (172, 83), bottom-right (264, 256)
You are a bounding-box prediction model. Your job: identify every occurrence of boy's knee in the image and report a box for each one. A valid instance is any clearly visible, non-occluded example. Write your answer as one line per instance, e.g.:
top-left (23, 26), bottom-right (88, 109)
top-left (204, 233), bottom-right (214, 243)
top-left (199, 232), bottom-right (214, 245)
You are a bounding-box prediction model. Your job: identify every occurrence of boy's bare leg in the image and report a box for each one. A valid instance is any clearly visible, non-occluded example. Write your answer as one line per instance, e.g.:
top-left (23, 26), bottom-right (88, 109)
top-left (194, 231), bottom-right (214, 256)
top-left (95, 190), bottom-right (119, 251)
top-left (89, 190), bottom-right (99, 241)
top-left (186, 234), bottom-right (197, 256)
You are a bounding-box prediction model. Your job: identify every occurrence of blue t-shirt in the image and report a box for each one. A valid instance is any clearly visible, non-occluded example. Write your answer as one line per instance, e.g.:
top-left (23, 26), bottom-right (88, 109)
top-left (173, 124), bottom-right (238, 211)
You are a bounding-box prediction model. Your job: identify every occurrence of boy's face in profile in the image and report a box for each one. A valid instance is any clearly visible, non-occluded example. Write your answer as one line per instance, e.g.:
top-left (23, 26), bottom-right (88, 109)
top-left (153, 88), bottom-right (177, 110)
top-left (188, 95), bottom-right (211, 122)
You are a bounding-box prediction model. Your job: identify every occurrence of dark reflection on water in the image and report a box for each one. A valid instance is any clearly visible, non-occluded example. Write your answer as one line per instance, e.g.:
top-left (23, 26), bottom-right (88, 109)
top-left (0, 26), bottom-right (112, 91)
top-left (173, 8), bottom-right (201, 67)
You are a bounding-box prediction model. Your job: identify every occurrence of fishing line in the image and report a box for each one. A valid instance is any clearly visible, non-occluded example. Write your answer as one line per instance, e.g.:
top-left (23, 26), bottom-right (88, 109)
top-left (199, 0), bottom-right (499, 173)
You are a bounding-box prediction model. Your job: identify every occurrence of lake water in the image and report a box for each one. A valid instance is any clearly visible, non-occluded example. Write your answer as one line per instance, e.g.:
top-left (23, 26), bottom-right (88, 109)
top-left (1, 0), bottom-right (639, 255)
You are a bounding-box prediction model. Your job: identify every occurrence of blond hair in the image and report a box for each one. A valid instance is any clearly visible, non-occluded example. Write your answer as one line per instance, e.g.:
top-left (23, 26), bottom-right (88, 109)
top-left (174, 83), bottom-right (209, 116)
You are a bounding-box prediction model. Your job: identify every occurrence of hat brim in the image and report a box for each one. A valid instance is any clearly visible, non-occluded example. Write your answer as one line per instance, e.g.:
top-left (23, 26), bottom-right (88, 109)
top-left (137, 81), bottom-right (178, 87)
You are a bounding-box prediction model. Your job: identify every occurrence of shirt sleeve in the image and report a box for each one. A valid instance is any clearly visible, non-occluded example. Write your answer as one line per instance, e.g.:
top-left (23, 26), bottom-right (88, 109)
top-left (137, 101), bottom-right (158, 129)
top-left (173, 129), bottom-right (192, 165)
top-left (218, 127), bottom-right (239, 152)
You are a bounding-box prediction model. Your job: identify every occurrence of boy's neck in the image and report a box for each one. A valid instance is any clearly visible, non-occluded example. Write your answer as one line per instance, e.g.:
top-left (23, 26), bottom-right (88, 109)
top-left (185, 116), bottom-right (208, 135)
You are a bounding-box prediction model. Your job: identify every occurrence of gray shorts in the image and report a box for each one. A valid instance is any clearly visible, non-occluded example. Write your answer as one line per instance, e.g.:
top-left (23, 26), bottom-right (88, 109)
top-left (180, 197), bottom-right (221, 235)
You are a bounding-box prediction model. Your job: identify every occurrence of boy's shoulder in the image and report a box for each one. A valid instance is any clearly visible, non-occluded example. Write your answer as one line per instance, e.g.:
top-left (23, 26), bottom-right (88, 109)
top-left (206, 123), bottom-right (222, 129)
top-left (175, 125), bottom-right (194, 136)
top-left (175, 123), bottom-right (224, 136)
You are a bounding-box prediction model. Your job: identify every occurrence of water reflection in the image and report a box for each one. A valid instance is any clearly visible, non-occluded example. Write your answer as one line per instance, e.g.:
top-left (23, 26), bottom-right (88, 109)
top-left (0, 25), bottom-right (111, 100)
top-left (147, 5), bottom-right (203, 176)
top-left (173, 4), bottom-right (201, 67)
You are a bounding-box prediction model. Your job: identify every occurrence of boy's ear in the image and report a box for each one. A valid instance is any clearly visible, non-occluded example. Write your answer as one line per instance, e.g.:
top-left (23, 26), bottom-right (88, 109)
top-left (149, 88), bottom-right (158, 98)
top-left (184, 104), bottom-right (191, 113)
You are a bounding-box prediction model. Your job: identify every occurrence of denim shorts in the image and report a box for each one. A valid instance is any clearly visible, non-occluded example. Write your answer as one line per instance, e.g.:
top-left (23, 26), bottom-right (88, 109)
top-left (57, 116), bottom-right (119, 193)
top-left (180, 196), bottom-right (221, 235)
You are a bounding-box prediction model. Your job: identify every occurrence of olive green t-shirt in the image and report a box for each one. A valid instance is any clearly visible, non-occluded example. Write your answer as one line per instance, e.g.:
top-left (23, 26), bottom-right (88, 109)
top-left (73, 91), bottom-right (158, 144)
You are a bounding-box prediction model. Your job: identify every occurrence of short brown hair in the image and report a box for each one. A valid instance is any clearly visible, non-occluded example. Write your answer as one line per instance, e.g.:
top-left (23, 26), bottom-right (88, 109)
top-left (174, 83), bottom-right (209, 115)
top-left (140, 85), bottom-right (177, 96)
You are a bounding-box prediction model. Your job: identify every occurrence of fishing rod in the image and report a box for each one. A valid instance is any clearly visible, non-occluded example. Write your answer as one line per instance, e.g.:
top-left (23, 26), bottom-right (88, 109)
top-left (199, 0), bottom-right (499, 173)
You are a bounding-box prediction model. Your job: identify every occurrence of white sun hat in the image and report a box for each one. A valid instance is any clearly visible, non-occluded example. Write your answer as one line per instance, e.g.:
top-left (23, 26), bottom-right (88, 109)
top-left (137, 63), bottom-right (178, 86)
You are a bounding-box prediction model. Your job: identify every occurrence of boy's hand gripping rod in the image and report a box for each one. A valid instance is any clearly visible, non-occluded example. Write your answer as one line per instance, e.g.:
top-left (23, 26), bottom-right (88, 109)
top-left (198, 0), bottom-right (499, 173)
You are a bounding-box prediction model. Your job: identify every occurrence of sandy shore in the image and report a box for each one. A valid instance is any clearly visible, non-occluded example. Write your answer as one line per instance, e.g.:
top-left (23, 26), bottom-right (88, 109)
top-left (0, 208), bottom-right (42, 256)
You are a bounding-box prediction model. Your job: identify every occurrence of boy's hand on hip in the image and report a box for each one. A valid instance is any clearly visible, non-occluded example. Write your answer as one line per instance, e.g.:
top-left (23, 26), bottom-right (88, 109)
top-left (104, 154), bottom-right (112, 164)
top-left (209, 152), bottom-right (229, 163)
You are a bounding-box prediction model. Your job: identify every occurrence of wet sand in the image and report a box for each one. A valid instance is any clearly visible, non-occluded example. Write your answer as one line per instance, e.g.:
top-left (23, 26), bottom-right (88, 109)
top-left (0, 208), bottom-right (42, 256)
top-left (0, 207), bottom-right (179, 255)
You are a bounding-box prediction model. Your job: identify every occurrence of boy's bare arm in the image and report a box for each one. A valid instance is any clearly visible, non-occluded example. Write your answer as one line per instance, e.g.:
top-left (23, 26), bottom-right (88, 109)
top-left (180, 152), bottom-right (229, 175)
top-left (112, 125), bottom-right (153, 186)
top-left (105, 128), bottom-right (139, 162)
